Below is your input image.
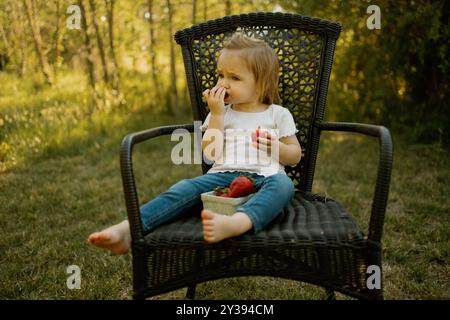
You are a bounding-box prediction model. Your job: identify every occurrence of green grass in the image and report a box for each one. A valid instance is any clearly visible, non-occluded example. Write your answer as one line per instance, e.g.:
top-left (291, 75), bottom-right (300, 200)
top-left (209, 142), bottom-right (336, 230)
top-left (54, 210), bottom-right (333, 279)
top-left (0, 72), bottom-right (448, 299)
top-left (313, 132), bottom-right (450, 299)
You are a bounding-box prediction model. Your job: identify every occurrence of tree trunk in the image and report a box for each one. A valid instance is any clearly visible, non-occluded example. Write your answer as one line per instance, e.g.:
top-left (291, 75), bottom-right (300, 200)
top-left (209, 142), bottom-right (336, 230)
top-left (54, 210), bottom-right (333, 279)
top-left (203, 0), bottom-right (207, 21)
top-left (192, 0), bottom-right (197, 24)
top-left (147, 0), bottom-right (162, 103)
top-left (105, 0), bottom-right (120, 92)
top-left (225, 0), bottom-right (231, 16)
top-left (11, 2), bottom-right (27, 76)
top-left (0, 22), bottom-right (12, 72)
top-left (78, 0), bottom-right (97, 111)
top-left (88, 0), bottom-right (109, 84)
top-left (22, 0), bottom-right (53, 85)
top-left (0, 23), bottom-right (10, 56)
top-left (166, 0), bottom-right (177, 114)
top-left (53, 0), bottom-right (62, 70)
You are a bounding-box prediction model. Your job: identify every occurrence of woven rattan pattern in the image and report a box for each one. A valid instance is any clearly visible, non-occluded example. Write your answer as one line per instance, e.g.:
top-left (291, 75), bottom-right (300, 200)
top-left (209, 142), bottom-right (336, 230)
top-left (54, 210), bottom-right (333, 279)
top-left (189, 28), bottom-right (322, 188)
top-left (175, 12), bottom-right (340, 189)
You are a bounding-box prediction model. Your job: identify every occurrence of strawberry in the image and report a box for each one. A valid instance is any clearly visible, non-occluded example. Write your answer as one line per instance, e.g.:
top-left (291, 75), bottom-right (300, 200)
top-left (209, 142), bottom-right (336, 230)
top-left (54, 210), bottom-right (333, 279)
top-left (227, 176), bottom-right (256, 198)
top-left (251, 126), bottom-right (269, 142)
top-left (251, 126), bottom-right (261, 142)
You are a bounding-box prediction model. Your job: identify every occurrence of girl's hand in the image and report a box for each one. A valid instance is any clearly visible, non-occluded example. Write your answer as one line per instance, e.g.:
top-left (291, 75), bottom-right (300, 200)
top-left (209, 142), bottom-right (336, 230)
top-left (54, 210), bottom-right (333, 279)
top-left (252, 130), bottom-right (280, 157)
top-left (202, 85), bottom-right (226, 116)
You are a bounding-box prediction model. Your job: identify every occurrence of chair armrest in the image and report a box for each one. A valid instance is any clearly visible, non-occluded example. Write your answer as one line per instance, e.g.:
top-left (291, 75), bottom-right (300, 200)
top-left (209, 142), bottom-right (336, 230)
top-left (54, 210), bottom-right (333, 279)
top-left (120, 124), bottom-right (195, 243)
top-left (315, 121), bottom-right (393, 244)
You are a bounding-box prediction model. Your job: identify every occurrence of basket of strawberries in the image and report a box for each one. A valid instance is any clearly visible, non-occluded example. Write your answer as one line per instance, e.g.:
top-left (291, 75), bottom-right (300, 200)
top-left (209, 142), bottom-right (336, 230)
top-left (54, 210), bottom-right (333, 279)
top-left (201, 175), bottom-right (256, 216)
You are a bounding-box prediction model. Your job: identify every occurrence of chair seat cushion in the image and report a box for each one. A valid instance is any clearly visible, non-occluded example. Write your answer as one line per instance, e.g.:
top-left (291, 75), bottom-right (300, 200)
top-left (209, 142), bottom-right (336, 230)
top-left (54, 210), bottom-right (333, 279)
top-left (145, 191), bottom-right (365, 247)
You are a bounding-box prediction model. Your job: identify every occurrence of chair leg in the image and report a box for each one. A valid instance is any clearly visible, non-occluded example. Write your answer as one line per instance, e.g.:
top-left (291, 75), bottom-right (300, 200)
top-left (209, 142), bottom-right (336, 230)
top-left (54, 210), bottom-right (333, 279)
top-left (186, 284), bottom-right (197, 299)
top-left (325, 287), bottom-right (336, 300)
top-left (133, 293), bottom-right (146, 300)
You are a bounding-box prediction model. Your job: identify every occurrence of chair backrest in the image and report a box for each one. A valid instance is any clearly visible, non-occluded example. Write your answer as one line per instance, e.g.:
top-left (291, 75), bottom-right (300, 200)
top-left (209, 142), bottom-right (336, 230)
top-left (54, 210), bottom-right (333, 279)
top-left (175, 12), bottom-right (341, 191)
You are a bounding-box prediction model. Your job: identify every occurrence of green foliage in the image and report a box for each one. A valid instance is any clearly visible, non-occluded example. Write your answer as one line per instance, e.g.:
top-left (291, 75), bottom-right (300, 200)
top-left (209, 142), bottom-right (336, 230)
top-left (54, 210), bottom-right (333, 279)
top-left (280, 0), bottom-right (449, 148)
top-left (1, 0), bottom-right (447, 146)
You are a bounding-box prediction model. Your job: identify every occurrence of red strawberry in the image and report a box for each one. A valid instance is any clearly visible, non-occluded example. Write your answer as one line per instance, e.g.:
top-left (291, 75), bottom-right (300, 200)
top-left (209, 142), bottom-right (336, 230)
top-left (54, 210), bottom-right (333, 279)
top-left (251, 126), bottom-right (261, 142)
top-left (251, 126), bottom-right (270, 142)
top-left (227, 176), bottom-right (256, 198)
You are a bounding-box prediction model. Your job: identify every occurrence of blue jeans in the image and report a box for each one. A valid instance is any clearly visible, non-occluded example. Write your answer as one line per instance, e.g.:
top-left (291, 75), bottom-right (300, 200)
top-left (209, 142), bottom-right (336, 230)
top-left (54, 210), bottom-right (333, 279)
top-left (140, 171), bottom-right (296, 234)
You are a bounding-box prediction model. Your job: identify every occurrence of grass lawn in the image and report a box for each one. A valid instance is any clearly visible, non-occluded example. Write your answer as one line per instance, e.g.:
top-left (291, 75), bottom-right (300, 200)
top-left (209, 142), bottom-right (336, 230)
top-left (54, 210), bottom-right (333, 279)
top-left (0, 73), bottom-right (448, 299)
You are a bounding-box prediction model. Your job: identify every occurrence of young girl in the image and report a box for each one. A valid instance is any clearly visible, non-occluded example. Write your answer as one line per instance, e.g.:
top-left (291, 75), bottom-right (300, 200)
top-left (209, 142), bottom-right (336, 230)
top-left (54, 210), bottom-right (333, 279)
top-left (88, 33), bottom-right (302, 254)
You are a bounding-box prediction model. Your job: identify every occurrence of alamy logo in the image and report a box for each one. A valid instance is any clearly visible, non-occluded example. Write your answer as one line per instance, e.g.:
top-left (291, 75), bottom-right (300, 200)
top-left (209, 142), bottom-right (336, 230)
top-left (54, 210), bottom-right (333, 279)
top-left (66, 265), bottom-right (81, 289)
top-left (366, 265), bottom-right (381, 290)
top-left (66, 5), bottom-right (81, 30)
top-left (366, 5), bottom-right (381, 30)
top-left (170, 121), bottom-right (280, 172)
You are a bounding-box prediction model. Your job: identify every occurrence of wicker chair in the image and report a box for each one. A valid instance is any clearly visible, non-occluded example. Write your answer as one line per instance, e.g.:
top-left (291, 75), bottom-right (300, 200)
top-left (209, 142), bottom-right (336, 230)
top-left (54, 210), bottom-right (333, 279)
top-left (120, 12), bottom-right (393, 300)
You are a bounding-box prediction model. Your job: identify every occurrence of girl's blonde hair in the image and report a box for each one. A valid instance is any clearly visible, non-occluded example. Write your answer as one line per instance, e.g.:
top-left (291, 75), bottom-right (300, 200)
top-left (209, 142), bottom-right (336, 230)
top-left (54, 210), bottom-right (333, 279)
top-left (221, 33), bottom-right (281, 105)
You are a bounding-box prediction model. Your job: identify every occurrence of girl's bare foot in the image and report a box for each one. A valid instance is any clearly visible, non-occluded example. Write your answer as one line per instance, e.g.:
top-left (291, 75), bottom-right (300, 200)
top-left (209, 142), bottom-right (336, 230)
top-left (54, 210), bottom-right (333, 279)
top-left (87, 220), bottom-right (131, 255)
top-left (201, 209), bottom-right (252, 243)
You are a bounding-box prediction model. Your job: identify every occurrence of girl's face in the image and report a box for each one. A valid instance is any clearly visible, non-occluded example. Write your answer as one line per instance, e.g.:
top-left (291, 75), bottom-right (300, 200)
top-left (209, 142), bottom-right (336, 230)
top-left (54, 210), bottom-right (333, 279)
top-left (216, 49), bottom-right (260, 107)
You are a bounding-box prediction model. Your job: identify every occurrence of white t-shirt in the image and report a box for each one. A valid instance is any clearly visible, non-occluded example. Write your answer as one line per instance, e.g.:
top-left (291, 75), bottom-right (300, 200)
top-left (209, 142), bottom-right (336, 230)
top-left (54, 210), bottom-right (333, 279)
top-left (200, 104), bottom-right (299, 177)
